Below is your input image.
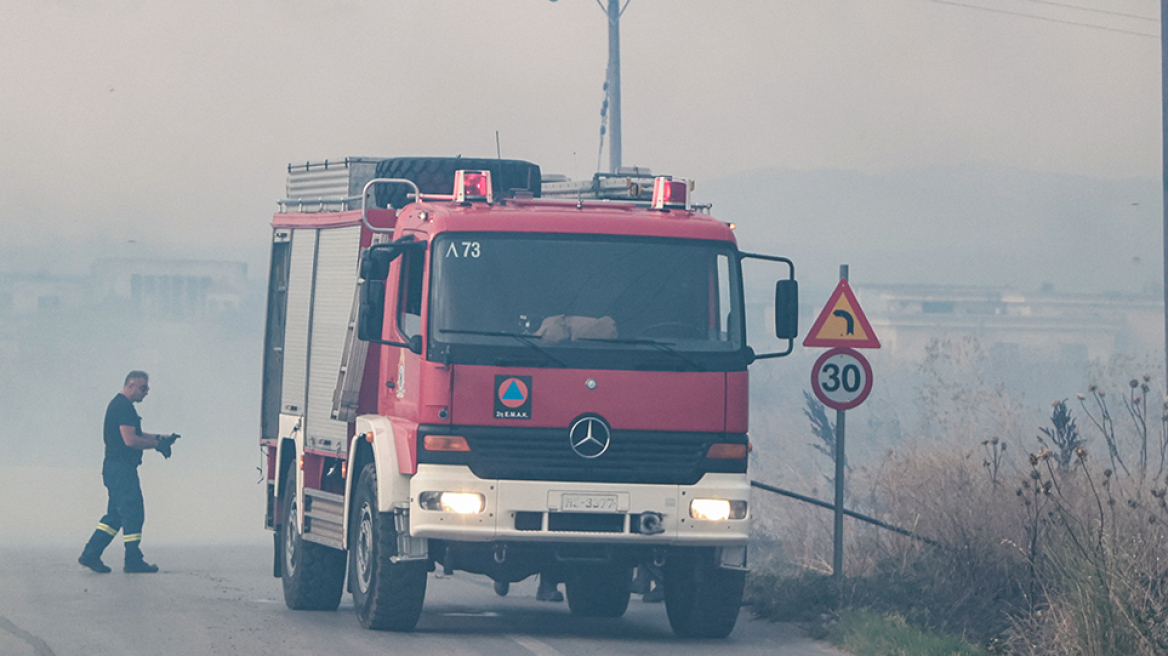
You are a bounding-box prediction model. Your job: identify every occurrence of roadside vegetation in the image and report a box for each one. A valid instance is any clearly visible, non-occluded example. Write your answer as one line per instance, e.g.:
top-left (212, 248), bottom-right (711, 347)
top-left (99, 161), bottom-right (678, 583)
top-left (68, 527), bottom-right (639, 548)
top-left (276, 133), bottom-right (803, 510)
top-left (748, 339), bottom-right (1168, 655)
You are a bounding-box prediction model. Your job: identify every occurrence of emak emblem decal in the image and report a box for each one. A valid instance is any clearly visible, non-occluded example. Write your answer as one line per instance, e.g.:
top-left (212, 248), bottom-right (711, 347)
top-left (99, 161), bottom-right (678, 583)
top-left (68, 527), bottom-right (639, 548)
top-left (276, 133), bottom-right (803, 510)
top-left (494, 375), bottom-right (532, 419)
top-left (569, 416), bottom-right (611, 459)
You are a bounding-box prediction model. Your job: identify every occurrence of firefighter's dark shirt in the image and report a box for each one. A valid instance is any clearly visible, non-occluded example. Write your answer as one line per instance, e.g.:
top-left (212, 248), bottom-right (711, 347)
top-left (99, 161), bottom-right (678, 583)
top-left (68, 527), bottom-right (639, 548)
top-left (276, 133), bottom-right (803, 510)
top-left (103, 394), bottom-right (143, 466)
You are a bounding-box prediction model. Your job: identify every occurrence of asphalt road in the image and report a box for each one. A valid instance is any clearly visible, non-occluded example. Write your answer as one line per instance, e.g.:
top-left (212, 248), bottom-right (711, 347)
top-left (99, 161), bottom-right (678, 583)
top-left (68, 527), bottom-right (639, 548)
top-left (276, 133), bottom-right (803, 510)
top-left (0, 544), bottom-right (848, 656)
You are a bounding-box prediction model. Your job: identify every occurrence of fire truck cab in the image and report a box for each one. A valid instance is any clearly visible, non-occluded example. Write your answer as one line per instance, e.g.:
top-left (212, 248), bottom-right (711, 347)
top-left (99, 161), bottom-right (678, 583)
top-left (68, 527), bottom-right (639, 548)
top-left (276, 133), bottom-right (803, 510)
top-left (261, 157), bottom-right (798, 638)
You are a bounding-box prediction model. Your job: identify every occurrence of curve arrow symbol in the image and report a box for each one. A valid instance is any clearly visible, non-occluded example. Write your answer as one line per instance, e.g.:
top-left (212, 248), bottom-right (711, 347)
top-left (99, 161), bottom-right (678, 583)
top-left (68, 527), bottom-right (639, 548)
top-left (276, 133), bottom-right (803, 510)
top-left (832, 310), bottom-right (855, 335)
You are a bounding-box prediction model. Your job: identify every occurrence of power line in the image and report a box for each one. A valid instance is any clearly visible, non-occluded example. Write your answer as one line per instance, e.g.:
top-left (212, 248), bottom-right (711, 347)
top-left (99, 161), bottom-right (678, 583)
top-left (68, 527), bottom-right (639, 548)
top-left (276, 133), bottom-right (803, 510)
top-left (1015, 0), bottom-right (1156, 22)
top-left (929, 0), bottom-right (1158, 37)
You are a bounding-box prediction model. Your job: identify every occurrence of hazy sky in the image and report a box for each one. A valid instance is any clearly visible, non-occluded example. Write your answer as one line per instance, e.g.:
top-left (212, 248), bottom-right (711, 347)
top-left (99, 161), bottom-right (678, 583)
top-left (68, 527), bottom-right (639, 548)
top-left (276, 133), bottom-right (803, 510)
top-left (1, 0), bottom-right (1161, 258)
top-left (2, 0), bottom-right (1163, 545)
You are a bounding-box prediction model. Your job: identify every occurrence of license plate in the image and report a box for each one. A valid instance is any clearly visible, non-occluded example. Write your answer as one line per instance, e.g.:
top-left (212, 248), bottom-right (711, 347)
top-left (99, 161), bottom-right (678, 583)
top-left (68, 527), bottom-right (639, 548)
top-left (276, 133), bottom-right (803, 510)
top-left (561, 493), bottom-right (618, 512)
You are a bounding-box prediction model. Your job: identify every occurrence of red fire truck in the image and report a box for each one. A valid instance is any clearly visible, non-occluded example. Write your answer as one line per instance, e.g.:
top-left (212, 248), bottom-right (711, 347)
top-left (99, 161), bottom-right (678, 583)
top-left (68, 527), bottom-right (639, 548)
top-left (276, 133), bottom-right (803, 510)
top-left (261, 157), bottom-right (798, 638)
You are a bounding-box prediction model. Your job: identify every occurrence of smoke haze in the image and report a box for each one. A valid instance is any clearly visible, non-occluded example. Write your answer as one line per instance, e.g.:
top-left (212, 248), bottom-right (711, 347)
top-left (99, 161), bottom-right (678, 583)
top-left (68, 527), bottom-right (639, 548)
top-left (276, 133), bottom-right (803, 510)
top-left (1, 0), bottom-right (1163, 546)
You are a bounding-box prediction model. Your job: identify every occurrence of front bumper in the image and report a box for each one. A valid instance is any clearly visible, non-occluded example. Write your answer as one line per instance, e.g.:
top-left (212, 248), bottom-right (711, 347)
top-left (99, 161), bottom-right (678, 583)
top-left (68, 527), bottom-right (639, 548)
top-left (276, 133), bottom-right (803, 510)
top-left (407, 464), bottom-right (750, 546)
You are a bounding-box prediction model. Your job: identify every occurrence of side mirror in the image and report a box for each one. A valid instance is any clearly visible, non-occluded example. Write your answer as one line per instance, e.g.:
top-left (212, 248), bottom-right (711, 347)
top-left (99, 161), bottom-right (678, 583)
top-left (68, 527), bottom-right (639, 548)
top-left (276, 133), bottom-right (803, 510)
top-left (357, 280), bottom-right (386, 342)
top-left (775, 279), bottom-right (799, 339)
top-left (360, 236), bottom-right (421, 282)
top-left (360, 247), bottom-right (394, 282)
top-left (738, 251), bottom-right (797, 360)
top-left (356, 238), bottom-right (427, 349)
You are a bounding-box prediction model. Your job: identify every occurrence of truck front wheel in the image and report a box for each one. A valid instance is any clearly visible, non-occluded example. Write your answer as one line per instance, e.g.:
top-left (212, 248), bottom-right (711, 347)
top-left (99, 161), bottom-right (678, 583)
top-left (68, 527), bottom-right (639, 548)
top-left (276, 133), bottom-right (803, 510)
top-left (350, 463), bottom-right (428, 631)
top-left (565, 565), bottom-right (632, 618)
top-left (664, 548), bottom-right (745, 638)
top-left (279, 468), bottom-right (346, 610)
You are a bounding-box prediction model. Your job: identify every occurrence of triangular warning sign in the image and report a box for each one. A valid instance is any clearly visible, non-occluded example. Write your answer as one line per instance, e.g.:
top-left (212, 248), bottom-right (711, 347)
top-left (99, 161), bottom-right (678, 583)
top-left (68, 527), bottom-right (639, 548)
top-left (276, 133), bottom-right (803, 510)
top-left (803, 279), bottom-right (880, 349)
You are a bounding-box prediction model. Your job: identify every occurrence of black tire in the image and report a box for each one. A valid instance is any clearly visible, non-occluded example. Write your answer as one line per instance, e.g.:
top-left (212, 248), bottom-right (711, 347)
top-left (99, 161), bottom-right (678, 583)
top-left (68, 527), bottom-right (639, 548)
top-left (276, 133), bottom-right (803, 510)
top-left (373, 157), bottom-right (542, 209)
top-left (280, 467), bottom-right (346, 611)
top-left (566, 566), bottom-right (632, 618)
top-left (349, 463), bottom-right (428, 631)
top-left (663, 548), bottom-right (745, 639)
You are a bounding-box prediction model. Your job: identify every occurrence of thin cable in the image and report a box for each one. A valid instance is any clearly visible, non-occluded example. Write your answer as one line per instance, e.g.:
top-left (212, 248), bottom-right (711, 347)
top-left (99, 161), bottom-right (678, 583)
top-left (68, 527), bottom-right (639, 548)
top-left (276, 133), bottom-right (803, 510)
top-left (598, 83), bottom-right (608, 174)
top-left (1013, 0), bottom-right (1156, 22)
top-left (929, 0), bottom-right (1158, 37)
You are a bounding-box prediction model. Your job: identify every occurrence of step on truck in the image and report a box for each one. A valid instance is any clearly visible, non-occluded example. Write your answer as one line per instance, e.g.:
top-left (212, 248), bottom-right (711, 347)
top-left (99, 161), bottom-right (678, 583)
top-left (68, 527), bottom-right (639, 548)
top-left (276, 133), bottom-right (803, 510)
top-left (261, 156), bottom-right (799, 638)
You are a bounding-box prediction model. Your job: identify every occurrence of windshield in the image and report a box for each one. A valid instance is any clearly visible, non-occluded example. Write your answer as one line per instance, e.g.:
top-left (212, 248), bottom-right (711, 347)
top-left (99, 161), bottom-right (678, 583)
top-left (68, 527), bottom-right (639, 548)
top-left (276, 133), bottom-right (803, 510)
top-left (428, 233), bottom-right (744, 370)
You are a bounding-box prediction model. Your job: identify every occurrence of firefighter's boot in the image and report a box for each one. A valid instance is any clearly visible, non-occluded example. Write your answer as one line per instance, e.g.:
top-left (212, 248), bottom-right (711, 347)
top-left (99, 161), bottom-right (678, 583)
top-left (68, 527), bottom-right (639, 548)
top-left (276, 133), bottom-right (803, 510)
top-left (123, 541), bottom-right (158, 573)
top-left (78, 553), bottom-right (112, 573)
top-left (79, 524), bottom-right (116, 573)
top-left (536, 575), bottom-right (563, 602)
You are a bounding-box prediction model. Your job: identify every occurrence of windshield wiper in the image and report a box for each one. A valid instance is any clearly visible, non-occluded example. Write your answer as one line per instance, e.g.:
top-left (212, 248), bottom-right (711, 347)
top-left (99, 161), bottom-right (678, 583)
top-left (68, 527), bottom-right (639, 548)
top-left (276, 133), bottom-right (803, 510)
top-left (576, 337), bottom-right (704, 371)
top-left (438, 329), bottom-right (567, 367)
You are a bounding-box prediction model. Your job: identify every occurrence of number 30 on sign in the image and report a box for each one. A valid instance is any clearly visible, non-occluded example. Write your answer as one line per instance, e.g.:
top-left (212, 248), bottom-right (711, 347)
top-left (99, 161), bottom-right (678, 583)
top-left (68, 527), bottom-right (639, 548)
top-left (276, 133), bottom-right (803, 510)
top-left (811, 347), bottom-right (873, 411)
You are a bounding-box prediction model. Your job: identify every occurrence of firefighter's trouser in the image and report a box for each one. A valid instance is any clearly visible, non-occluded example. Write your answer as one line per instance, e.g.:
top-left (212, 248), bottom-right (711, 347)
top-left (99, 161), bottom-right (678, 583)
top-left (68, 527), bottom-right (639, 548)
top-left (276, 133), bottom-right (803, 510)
top-left (80, 459), bottom-right (147, 564)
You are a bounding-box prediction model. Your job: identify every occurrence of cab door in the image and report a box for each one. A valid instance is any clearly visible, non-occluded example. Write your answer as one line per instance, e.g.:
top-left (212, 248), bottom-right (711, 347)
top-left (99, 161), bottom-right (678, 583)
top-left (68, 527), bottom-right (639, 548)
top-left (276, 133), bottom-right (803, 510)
top-left (385, 241), bottom-right (425, 420)
top-left (379, 238), bottom-right (452, 469)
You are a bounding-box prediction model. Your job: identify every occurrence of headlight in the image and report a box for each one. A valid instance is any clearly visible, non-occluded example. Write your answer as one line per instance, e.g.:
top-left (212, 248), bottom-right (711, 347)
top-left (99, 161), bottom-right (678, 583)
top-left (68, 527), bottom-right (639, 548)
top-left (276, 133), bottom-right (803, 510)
top-left (419, 491), bottom-right (485, 514)
top-left (689, 499), bottom-right (747, 521)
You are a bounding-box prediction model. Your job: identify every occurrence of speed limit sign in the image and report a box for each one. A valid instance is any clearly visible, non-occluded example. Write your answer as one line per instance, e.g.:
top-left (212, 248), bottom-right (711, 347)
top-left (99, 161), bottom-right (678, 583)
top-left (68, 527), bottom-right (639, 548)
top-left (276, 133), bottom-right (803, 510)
top-left (811, 347), bottom-right (873, 411)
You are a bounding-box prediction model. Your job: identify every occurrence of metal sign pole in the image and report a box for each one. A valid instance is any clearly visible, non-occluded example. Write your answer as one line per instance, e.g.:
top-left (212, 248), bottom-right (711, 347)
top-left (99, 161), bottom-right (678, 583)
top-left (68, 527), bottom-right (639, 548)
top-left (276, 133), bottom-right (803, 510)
top-left (832, 264), bottom-right (848, 593)
top-left (833, 409), bottom-right (846, 586)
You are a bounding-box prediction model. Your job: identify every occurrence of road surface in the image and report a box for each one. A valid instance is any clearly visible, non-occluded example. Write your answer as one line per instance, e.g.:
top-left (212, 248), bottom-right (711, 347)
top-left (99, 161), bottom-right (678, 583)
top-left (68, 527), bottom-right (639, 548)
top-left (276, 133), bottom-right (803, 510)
top-left (0, 544), bottom-right (848, 656)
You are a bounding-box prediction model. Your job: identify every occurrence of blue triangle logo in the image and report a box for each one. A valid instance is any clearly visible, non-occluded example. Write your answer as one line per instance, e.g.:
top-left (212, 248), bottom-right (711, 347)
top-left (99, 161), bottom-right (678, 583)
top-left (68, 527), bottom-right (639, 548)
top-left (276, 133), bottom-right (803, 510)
top-left (502, 380), bottom-right (525, 401)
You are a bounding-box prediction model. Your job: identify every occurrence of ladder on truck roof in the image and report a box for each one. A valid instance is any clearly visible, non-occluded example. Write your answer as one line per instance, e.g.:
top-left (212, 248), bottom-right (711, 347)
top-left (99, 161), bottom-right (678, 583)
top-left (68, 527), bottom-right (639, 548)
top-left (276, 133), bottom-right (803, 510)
top-left (279, 156), bottom-right (545, 213)
top-left (540, 167), bottom-right (657, 202)
top-left (279, 157), bottom-right (383, 213)
top-left (277, 157), bottom-right (684, 212)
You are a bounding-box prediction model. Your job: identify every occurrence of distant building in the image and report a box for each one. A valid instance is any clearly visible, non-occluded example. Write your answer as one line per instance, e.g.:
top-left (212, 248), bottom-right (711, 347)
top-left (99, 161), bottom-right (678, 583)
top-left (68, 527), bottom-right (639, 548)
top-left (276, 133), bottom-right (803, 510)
top-left (0, 272), bottom-right (91, 317)
top-left (857, 283), bottom-right (1162, 363)
top-left (91, 258), bottom-right (249, 319)
top-left (0, 272), bottom-right (94, 361)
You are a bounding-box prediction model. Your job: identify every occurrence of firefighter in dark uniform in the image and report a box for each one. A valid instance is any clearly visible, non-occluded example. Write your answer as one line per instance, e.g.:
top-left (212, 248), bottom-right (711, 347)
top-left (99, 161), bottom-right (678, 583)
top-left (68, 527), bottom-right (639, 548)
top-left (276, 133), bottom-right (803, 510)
top-left (78, 371), bottom-right (179, 573)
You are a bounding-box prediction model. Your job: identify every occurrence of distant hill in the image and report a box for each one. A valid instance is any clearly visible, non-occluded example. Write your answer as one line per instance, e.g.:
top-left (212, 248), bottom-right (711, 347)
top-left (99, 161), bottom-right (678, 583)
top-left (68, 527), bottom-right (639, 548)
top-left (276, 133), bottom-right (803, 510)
top-left (700, 165), bottom-right (1162, 298)
top-left (3, 164), bottom-right (1160, 300)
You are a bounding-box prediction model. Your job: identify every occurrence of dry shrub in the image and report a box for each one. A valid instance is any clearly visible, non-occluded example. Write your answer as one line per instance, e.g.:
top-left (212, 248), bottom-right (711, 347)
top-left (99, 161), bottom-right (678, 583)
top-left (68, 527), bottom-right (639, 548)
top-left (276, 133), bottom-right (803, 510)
top-left (1004, 459), bottom-right (1168, 656)
top-left (750, 445), bottom-right (1030, 642)
top-left (843, 446), bottom-right (1032, 644)
top-left (835, 445), bottom-right (1168, 653)
top-left (752, 362), bottom-right (1168, 653)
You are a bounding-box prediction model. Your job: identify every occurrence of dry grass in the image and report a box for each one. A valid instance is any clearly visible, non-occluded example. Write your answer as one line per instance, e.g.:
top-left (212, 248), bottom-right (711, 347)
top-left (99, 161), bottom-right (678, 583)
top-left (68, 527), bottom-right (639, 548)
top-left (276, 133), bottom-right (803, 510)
top-left (751, 418), bottom-right (1168, 653)
top-left (748, 346), bottom-right (1168, 652)
top-left (844, 447), bottom-right (1032, 643)
top-left (1002, 459), bottom-right (1168, 656)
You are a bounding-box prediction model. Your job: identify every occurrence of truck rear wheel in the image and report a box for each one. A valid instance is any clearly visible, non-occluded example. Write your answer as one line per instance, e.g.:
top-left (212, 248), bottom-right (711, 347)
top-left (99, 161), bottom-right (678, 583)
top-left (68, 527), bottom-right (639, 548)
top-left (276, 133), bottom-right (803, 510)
top-left (663, 548), bottom-right (745, 638)
top-left (280, 467), bottom-right (346, 610)
top-left (350, 463), bottom-right (428, 631)
top-left (565, 566), bottom-right (632, 618)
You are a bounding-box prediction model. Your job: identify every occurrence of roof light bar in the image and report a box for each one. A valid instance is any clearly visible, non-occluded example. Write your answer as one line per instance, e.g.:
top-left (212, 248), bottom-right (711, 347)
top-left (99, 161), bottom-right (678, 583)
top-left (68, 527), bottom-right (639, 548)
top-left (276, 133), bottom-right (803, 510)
top-left (454, 170), bottom-right (493, 203)
top-left (651, 176), bottom-right (689, 210)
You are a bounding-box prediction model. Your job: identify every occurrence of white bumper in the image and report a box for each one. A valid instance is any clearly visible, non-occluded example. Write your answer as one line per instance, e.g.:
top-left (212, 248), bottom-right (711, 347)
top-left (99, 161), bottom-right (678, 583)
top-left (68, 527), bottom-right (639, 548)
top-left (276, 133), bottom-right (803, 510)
top-left (408, 464), bottom-right (750, 546)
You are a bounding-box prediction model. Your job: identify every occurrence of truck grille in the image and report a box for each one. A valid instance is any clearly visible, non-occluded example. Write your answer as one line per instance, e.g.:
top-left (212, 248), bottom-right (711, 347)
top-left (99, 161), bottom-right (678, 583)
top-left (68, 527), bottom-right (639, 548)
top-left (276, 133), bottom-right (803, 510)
top-left (515, 511), bottom-right (662, 533)
top-left (417, 426), bottom-right (745, 485)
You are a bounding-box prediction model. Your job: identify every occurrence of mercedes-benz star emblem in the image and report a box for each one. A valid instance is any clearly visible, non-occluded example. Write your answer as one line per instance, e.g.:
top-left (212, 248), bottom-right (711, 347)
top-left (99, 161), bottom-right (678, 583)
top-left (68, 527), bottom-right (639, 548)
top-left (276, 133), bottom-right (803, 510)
top-left (569, 416), bottom-right (611, 459)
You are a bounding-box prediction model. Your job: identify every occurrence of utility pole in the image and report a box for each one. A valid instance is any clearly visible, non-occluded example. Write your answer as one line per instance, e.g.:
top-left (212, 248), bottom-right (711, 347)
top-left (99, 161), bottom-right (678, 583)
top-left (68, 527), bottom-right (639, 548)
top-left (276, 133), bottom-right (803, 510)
top-left (605, 0), bottom-right (622, 173)
top-left (1162, 0), bottom-right (1167, 387)
top-left (549, 0), bottom-right (627, 173)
